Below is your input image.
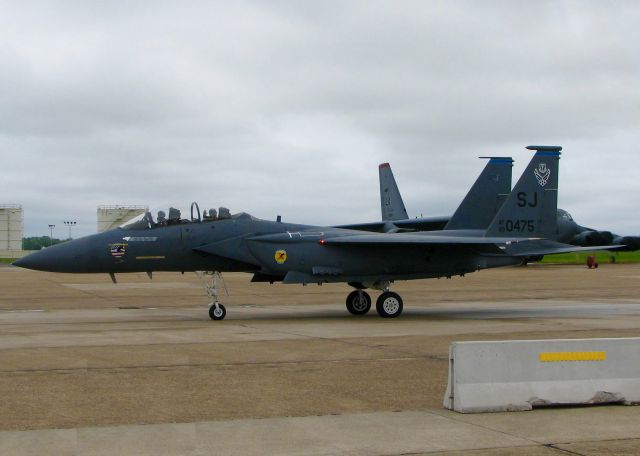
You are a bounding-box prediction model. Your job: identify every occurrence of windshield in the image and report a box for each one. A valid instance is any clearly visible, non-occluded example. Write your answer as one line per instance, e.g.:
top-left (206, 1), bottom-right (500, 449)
top-left (119, 202), bottom-right (254, 230)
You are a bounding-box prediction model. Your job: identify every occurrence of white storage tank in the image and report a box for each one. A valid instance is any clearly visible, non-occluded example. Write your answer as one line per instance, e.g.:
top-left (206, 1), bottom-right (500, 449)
top-left (0, 204), bottom-right (23, 251)
top-left (97, 205), bottom-right (148, 232)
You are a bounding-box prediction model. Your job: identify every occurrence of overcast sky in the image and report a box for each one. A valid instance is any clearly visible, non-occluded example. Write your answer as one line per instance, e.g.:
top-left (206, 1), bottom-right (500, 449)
top-left (1, 0), bottom-right (639, 238)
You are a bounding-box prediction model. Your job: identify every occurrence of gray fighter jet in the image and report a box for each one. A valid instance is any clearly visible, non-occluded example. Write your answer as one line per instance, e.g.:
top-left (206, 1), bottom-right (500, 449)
top-left (349, 160), bottom-right (640, 252)
top-left (14, 146), bottom-right (616, 320)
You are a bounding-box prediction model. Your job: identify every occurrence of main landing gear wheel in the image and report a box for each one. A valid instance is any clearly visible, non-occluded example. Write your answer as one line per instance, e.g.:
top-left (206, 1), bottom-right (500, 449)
top-left (346, 290), bottom-right (371, 315)
top-left (209, 303), bottom-right (226, 320)
top-left (376, 291), bottom-right (403, 318)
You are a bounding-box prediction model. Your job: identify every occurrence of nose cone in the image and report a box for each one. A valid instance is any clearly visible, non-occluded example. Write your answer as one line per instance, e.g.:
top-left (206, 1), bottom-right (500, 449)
top-left (12, 240), bottom-right (89, 272)
top-left (11, 255), bottom-right (31, 269)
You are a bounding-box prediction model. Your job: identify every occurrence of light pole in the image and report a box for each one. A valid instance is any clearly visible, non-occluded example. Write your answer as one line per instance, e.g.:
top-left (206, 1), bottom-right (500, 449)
top-left (63, 220), bottom-right (77, 239)
top-left (48, 224), bottom-right (55, 247)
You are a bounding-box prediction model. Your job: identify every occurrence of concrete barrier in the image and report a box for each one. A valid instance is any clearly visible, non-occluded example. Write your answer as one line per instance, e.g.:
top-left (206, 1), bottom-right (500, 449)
top-left (443, 338), bottom-right (640, 413)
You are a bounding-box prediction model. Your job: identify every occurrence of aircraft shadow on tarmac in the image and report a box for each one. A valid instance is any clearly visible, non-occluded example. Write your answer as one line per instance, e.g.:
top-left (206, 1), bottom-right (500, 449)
top-left (195, 303), bottom-right (640, 322)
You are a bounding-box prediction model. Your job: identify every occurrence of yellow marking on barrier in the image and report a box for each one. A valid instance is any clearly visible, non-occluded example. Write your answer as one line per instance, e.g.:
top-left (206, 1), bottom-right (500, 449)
top-left (539, 351), bottom-right (606, 362)
top-left (135, 256), bottom-right (166, 260)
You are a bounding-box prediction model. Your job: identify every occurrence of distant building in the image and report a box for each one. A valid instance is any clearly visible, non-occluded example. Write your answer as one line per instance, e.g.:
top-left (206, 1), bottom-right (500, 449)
top-left (0, 204), bottom-right (23, 256)
top-left (97, 205), bottom-right (148, 232)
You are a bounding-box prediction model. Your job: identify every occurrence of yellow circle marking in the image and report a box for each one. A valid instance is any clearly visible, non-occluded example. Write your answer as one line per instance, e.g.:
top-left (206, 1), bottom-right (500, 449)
top-left (274, 249), bottom-right (287, 264)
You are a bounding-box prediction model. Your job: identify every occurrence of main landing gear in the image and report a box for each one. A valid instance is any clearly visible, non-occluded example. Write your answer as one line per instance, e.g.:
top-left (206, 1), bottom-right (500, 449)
top-left (376, 291), bottom-right (403, 318)
top-left (198, 271), bottom-right (228, 321)
top-left (346, 290), bottom-right (371, 315)
top-left (345, 285), bottom-right (404, 318)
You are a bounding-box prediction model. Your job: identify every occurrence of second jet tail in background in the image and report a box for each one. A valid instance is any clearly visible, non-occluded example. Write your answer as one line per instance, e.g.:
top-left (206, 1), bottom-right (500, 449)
top-left (379, 163), bottom-right (409, 221)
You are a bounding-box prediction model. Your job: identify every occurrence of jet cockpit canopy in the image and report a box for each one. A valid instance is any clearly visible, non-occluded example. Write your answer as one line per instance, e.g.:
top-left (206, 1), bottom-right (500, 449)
top-left (119, 202), bottom-right (254, 230)
top-left (557, 209), bottom-right (574, 222)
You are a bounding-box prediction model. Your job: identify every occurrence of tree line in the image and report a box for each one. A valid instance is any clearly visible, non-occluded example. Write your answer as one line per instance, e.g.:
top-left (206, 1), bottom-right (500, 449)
top-left (22, 237), bottom-right (67, 250)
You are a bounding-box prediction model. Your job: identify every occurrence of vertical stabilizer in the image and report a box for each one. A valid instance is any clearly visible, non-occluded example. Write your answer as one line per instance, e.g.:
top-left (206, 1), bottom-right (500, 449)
top-left (485, 146), bottom-right (561, 238)
top-left (379, 163), bottom-right (409, 221)
top-left (444, 157), bottom-right (513, 230)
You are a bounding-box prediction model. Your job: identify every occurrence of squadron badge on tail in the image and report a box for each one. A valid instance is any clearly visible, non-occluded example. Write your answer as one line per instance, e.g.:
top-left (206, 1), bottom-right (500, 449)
top-left (534, 163), bottom-right (550, 187)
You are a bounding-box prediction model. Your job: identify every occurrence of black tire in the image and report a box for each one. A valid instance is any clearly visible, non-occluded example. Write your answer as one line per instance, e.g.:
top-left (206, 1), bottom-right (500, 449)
top-left (376, 291), bottom-right (403, 318)
top-left (346, 290), bottom-right (371, 315)
top-left (209, 303), bottom-right (226, 320)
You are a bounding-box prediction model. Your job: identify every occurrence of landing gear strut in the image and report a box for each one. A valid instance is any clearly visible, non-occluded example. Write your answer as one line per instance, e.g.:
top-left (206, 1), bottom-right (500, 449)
top-left (346, 290), bottom-right (371, 315)
top-left (199, 271), bottom-right (228, 321)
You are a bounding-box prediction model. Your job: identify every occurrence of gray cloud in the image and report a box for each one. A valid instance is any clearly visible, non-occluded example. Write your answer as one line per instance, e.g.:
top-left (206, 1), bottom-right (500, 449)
top-left (1, 0), bottom-right (639, 237)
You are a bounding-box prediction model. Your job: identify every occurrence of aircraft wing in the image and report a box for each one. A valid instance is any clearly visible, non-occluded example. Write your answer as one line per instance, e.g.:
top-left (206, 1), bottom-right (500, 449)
top-left (333, 221), bottom-right (390, 232)
top-left (321, 233), bottom-right (622, 257)
top-left (393, 217), bottom-right (450, 231)
top-left (335, 216), bottom-right (450, 233)
top-left (322, 233), bottom-right (524, 246)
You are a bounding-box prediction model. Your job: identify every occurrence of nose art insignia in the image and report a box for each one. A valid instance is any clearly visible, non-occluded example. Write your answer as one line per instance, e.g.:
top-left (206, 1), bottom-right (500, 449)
top-left (110, 243), bottom-right (127, 258)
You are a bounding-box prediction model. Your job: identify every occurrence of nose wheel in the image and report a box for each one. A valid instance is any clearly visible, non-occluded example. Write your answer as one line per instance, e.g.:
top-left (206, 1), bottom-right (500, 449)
top-left (375, 291), bottom-right (403, 318)
top-left (209, 302), bottom-right (227, 320)
top-left (197, 271), bottom-right (229, 321)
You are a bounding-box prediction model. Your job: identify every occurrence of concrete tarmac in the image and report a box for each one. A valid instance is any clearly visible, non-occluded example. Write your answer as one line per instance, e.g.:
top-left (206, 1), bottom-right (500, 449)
top-left (1, 264), bottom-right (640, 455)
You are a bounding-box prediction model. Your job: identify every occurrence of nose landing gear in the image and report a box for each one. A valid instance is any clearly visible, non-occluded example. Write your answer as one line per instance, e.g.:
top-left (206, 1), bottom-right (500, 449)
top-left (198, 271), bottom-right (228, 320)
top-left (209, 302), bottom-right (226, 320)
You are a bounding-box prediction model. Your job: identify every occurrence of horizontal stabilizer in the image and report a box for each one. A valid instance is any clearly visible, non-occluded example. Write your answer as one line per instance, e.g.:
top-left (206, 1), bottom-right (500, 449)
top-left (612, 235), bottom-right (640, 251)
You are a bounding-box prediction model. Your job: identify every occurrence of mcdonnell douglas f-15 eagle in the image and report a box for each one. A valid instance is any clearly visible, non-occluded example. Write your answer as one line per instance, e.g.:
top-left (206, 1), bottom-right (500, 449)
top-left (14, 146), bottom-right (617, 320)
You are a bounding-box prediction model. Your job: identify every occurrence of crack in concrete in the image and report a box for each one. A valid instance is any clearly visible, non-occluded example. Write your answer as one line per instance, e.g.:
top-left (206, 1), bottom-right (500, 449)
top-left (0, 355), bottom-right (429, 374)
top-left (544, 443), bottom-right (588, 456)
